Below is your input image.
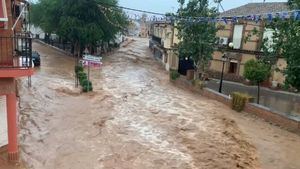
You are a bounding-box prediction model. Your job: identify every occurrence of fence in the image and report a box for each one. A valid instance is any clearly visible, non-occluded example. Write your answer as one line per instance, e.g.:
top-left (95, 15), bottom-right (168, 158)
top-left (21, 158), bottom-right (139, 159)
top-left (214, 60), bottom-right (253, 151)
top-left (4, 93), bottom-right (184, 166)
top-left (0, 36), bottom-right (32, 69)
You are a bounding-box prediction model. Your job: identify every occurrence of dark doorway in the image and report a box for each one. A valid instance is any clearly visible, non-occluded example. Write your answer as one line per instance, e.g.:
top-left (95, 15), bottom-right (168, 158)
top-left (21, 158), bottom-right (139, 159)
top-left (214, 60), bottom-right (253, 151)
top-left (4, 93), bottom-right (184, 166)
top-left (178, 58), bottom-right (195, 75)
top-left (229, 62), bottom-right (238, 74)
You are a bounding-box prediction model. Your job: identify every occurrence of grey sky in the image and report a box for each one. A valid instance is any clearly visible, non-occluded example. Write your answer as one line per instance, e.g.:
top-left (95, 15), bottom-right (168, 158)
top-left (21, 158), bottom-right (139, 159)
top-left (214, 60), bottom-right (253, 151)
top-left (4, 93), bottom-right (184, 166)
top-left (118, 0), bottom-right (287, 14)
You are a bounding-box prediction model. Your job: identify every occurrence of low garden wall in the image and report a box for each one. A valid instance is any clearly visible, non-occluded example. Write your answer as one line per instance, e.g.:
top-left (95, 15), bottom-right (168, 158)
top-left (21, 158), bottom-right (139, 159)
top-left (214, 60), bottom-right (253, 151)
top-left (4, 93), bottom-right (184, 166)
top-left (171, 76), bottom-right (300, 133)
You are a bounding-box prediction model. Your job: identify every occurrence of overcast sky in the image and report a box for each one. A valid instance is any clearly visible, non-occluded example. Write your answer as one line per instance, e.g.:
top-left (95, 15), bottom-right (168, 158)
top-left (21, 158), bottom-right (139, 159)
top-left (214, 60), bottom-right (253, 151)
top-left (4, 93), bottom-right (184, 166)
top-left (119, 0), bottom-right (287, 14)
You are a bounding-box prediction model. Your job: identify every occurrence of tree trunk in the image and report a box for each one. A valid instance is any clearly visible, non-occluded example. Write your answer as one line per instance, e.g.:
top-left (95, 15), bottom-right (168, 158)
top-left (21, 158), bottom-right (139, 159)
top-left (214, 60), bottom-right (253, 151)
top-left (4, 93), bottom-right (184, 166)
top-left (257, 81), bottom-right (260, 104)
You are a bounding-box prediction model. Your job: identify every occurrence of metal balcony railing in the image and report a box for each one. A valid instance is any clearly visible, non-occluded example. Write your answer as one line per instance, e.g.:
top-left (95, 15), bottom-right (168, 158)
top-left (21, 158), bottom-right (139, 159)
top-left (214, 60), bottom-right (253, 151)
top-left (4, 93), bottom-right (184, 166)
top-left (0, 36), bottom-right (32, 69)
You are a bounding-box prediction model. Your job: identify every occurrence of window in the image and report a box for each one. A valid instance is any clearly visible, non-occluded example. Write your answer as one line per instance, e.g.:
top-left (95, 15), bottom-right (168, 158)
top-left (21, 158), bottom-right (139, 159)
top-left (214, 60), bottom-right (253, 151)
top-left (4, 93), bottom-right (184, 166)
top-left (232, 25), bottom-right (243, 49)
top-left (228, 61), bottom-right (238, 74)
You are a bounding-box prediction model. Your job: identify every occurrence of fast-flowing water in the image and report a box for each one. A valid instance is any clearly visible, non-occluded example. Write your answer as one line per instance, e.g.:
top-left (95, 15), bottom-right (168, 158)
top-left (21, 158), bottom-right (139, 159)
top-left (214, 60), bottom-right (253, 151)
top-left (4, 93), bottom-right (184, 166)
top-left (15, 38), bottom-right (300, 169)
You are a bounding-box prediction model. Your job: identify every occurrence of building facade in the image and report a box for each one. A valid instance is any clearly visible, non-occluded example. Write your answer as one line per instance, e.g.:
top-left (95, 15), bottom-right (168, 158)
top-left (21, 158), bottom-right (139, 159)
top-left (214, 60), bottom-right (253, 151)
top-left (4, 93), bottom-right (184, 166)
top-left (149, 21), bottom-right (180, 71)
top-left (139, 21), bottom-right (149, 38)
top-left (209, 2), bottom-right (289, 86)
top-left (0, 0), bottom-right (33, 162)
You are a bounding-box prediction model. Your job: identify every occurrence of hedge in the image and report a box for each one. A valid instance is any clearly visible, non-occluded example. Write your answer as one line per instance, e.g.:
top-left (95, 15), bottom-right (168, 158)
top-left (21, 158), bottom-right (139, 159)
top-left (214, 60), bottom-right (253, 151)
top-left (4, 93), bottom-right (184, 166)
top-left (75, 65), bottom-right (93, 92)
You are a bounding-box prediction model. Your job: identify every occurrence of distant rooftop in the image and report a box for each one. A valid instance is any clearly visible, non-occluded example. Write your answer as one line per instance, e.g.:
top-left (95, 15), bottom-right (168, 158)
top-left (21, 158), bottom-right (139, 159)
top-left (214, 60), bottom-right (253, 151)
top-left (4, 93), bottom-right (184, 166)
top-left (220, 2), bottom-right (289, 17)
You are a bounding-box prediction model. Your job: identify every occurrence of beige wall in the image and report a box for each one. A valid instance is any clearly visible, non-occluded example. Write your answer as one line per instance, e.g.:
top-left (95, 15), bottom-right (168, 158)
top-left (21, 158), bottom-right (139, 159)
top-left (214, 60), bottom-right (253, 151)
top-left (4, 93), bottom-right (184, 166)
top-left (163, 26), bottom-right (173, 49)
top-left (210, 51), bottom-right (226, 72)
top-left (173, 27), bottom-right (180, 45)
top-left (152, 20), bottom-right (288, 85)
top-left (272, 58), bottom-right (287, 84)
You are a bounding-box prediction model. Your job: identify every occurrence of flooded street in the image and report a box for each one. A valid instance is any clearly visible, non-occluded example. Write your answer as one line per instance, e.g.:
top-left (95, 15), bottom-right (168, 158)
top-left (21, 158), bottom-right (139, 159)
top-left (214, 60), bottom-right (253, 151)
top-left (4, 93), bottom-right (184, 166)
top-left (18, 38), bottom-right (300, 169)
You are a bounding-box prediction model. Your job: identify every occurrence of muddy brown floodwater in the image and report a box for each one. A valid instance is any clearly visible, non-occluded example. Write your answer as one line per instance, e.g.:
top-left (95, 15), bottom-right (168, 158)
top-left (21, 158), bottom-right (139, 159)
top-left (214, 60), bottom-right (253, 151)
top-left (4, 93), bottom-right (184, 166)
top-left (17, 38), bottom-right (300, 169)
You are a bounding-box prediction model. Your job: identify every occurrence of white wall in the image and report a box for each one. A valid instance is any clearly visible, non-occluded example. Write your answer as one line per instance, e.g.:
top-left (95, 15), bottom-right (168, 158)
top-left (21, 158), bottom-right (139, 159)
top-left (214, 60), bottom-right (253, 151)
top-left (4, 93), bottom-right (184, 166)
top-left (0, 96), bottom-right (8, 147)
top-left (30, 25), bottom-right (45, 39)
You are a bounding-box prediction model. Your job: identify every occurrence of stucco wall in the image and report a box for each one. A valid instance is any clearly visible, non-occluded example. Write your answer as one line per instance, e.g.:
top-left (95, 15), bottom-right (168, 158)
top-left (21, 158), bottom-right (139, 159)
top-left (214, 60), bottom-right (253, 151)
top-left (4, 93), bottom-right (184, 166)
top-left (272, 58), bottom-right (287, 84)
top-left (0, 96), bottom-right (8, 147)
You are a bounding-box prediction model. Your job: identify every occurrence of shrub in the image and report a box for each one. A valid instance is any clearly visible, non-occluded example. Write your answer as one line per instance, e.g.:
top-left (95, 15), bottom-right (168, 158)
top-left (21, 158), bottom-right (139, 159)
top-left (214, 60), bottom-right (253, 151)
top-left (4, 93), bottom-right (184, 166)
top-left (75, 65), bottom-right (84, 75)
top-left (170, 70), bottom-right (180, 80)
top-left (77, 71), bottom-right (86, 78)
top-left (82, 84), bottom-right (93, 92)
top-left (74, 66), bottom-right (93, 93)
top-left (81, 79), bottom-right (92, 87)
top-left (78, 72), bottom-right (87, 82)
top-left (79, 77), bottom-right (87, 86)
top-left (231, 92), bottom-right (252, 112)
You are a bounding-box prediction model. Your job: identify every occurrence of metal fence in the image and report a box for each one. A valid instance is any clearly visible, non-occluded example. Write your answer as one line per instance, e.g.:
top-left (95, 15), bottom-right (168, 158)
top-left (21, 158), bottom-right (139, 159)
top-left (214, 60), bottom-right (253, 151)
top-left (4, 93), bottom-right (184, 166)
top-left (0, 36), bottom-right (32, 68)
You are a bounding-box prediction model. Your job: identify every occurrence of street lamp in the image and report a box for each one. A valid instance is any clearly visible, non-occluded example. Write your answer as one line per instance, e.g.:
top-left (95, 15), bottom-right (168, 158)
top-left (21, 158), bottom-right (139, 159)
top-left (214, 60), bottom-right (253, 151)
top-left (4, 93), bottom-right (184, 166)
top-left (219, 42), bottom-right (233, 93)
top-left (218, 53), bottom-right (228, 93)
top-left (228, 42), bottom-right (234, 48)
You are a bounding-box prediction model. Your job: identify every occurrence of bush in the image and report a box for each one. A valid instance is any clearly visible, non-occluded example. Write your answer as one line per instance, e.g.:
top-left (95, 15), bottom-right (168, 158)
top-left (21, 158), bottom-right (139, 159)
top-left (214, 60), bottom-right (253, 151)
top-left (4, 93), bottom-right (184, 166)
top-left (77, 71), bottom-right (86, 78)
top-left (82, 84), bottom-right (93, 92)
top-left (74, 66), bottom-right (93, 92)
top-left (170, 70), bottom-right (180, 80)
top-left (75, 65), bottom-right (84, 75)
top-left (81, 79), bottom-right (92, 87)
top-left (79, 76), bottom-right (87, 86)
top-left (231, 92), bottom-right (252, 112)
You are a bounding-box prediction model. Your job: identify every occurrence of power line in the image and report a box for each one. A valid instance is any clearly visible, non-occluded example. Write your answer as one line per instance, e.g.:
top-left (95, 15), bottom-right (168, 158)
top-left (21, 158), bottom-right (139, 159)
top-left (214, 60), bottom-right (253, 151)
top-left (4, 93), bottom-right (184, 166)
top-left (98, 1), bottom-right (166, 16)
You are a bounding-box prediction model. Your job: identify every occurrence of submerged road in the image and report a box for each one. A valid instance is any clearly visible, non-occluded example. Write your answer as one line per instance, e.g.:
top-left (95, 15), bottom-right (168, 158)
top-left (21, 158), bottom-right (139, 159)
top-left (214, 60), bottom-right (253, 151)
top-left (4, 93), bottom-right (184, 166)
top-left (17, 38), bottom-right (300, 169)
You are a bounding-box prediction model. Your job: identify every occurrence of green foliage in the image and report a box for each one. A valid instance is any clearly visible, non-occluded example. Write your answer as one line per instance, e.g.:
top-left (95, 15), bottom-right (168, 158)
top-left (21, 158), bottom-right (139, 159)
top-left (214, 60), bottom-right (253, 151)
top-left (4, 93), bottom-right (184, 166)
top-left (170, 70), bottom-right (180, 80)
top-left (74, 66), bottom-right (93, 92)
top-left (176, 0), bottom-right (218, 74)
top-left (82, 84), bottom-right (93, 92)
top-left (77, 71), bottom-right (87, 80)
top-left (81, 79), bottom-right (92, 87)
top-left (244, 59), bottom-right (271, 84)
top-left (231, 92), bottom-right (252, 112)
top-left (75, 65), bottom-right (84, 74)
top-left (31, 0), bottom-right (128, 54)
top-left (288, 0), bottom-right (300, 9)
top-left (255, 0), bottom-right (300, 90)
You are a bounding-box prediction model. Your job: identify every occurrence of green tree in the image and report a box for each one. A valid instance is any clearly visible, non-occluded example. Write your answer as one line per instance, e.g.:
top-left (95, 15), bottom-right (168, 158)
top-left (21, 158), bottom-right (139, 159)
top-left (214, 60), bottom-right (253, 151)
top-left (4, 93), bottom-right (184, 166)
top-left (244, 59), bottom-right (271, 104)
top-left (288, 0), bottom-right (300, 8)
top-left (30, 0), bottom-right (128, 56)
top-left (258, 1), bottom-right (300, 90)
top-left (30, 0), bottom-right (62, 42)
top-left (176, 0), bottom-right (218, 79)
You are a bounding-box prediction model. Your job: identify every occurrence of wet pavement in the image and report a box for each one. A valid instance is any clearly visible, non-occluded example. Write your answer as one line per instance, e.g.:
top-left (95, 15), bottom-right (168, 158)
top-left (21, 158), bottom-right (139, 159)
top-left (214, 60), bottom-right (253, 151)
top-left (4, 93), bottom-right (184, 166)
top-left (16, 38), bottom-right (300, 169)
top-left (206, 79), bottom-right (300, 116)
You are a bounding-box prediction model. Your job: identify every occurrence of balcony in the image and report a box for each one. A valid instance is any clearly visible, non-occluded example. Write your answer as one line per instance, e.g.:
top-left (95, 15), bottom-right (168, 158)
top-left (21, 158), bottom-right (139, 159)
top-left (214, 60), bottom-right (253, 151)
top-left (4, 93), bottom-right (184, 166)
top-left (0, 36), bottom-right (34, 78)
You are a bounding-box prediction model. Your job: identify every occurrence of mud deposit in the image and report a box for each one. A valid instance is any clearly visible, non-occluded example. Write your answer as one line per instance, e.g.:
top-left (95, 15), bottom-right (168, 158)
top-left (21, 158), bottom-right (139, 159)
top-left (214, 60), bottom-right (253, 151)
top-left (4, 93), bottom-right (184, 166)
top-left (17, 38), bottom-right (299, 169)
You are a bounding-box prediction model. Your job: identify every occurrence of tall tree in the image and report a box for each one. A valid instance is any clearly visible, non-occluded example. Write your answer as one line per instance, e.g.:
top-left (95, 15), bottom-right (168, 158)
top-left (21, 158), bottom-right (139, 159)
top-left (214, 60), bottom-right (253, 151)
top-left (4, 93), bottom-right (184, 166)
top-left (259, 1), bottom-right (300, 90)
top-left (176, 0), bottom-right (218, 79)
top-left (30, 0), bottom-right (128, 56)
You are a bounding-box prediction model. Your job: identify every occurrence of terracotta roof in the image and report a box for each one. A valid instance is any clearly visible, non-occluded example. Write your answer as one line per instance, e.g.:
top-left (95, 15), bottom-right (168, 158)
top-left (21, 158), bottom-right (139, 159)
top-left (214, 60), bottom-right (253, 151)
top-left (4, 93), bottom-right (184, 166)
top-left (220, 2), bottom-right (289, 17)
